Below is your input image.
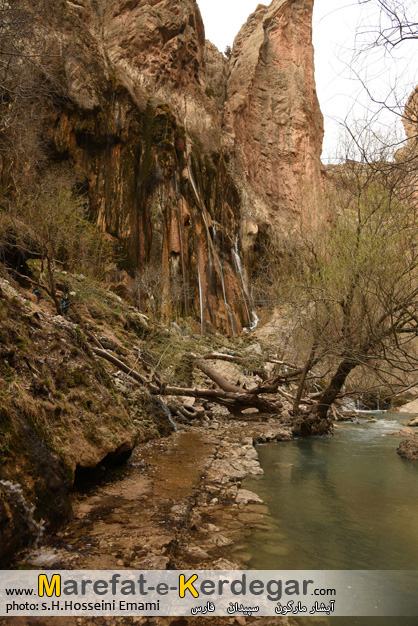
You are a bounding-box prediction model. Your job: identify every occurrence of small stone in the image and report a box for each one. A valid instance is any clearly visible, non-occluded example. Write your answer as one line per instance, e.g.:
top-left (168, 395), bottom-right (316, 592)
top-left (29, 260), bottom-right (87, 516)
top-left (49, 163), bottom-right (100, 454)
top-left (133, 555), bottom-right (169, 569)
top-left (246, 465), bottom-right (264, 476)
top-left (212, 558), bottom-right (240, 570)
top-left (243, 343), bottom-right (262, 356)
top-left (235, 618), bottom-right (247, 625)
top-left (205, 523), bottom-right (220, 532)
top-left (211, 533), bottom-right (233, 547)
top-left (236, 489), bottom-right (263, 505)
top-left (398, 436), bottom-right (418, 460)
top-left (186, 546), bottom-right (210, 559)
top-left (225, 485), bottom-right (239, 498)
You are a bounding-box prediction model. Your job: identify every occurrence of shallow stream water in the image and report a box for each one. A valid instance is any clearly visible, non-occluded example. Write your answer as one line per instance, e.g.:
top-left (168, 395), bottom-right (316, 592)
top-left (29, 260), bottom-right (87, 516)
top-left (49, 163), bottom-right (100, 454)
top-left (243, 412), bottom-right (418, 626)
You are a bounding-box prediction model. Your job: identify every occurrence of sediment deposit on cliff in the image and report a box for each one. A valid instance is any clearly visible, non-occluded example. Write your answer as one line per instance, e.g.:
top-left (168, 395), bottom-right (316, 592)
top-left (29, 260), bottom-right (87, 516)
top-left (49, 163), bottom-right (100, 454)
top-left (1, 0), bottom-right (325, 333)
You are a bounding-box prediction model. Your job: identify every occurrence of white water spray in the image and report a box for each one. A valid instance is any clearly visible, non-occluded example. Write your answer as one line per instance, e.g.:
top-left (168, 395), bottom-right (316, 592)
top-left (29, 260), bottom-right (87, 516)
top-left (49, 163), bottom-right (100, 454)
top-left (0, 480), bottom-right (44, 546)
top-left (153, 398), bottom-right (178, 432)
top-left (212, 221), bottom-right (217, 247)
top-left (249, 283), bottom-right (259, 330)
top-left (232, 234), bottom-right (259, 329)
top-left (250, 310), bottom-right (260, 331)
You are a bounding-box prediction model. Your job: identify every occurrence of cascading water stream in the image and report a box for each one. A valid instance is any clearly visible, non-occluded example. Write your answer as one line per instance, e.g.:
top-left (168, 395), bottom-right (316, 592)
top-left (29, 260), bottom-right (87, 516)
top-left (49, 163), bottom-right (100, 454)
top-left (248, 284), bottom-right (260, 330)
top-left (232, 234), bottom-right (259, 329)
top-left (0, 480), bottom-right (44, 547)
top-left (250, 310), bottom-right (260, 330)
top-left (187, 164), bottom-right (235, 333)
top-left (212, 221), bottom-right (217, 247)
top-left (187, 165), bottom-right (213, 256)
top-left (152, 398), bottom-right (178, 432)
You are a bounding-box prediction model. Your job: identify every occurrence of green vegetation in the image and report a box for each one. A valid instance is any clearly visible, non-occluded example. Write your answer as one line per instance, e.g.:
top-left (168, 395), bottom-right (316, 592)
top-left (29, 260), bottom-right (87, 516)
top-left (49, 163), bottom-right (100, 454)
top-left (259, 156), bottom-right (418, 427)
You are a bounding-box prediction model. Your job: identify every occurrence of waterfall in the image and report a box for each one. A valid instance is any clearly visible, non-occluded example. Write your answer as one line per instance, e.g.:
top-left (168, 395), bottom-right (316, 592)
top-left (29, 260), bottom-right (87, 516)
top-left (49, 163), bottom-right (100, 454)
top-left (0, 480), bottom-right (44, 546)
top-left (232, 235), bottom-right (249, 299)
top-left (176, 210), bottom-right (188, 315)
top-left (187, 164), bottom-right (203, 209)
top-left (250, 310), bottom-right (260, 330)
top-left (187, 165), bottom-right (214, 267)
top-left (153, 398), bottom-right (178, 432)
top-left (212, 221), bottom-right (217, 247)
top-left (232, 234), bottom-right (253, 328)
top-left (188, 164), bottom-right (234, 333)
top-left (249, 284), bottom-right (259, 330)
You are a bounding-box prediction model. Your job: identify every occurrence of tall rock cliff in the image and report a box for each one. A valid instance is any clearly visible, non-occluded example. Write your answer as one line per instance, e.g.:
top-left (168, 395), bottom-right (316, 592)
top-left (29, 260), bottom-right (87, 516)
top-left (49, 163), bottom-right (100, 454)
top-left (4, 0), bottom-right (324, 333)
top-left (224, 0), bottom-right (324, 246)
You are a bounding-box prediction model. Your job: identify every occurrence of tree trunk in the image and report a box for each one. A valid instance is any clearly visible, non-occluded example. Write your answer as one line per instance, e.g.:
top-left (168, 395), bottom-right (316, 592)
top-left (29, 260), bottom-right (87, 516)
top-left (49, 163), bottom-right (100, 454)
top-left (292, 358), bottom-right (358, 438)
top-left (91, 347), bottom-right (283, 415)
top-left (293, 341), bottom-right (318, 416)
top-left (315, 358), bottom-right (358, 419)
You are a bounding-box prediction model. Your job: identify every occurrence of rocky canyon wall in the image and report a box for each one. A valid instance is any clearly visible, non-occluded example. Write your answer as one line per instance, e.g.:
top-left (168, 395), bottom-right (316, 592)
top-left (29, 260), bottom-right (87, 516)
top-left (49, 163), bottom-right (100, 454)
top-left (224, 0), bottom-right (324, 243)
top-left (14, 0), bottom-right (325, 333)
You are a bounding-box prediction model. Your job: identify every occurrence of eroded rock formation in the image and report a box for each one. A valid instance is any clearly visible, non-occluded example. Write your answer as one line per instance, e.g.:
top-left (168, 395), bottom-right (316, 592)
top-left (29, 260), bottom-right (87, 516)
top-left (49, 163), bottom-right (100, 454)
top-left (224, 0), bottom-right (324, 240)
top-left (7, 0), bottom-right (325, 333)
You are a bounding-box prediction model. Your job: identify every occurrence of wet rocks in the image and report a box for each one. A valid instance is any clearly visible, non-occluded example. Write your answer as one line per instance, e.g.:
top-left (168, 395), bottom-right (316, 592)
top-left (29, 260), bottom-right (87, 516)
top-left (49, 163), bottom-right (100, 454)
top-left (175, 419), bottom-right (292, 570)
top-left (396, 399), bottom-right (418, 413)
top-left (0, 485), bottom-right (33, 566)
top-left (260, 430), bottom-right (292, 443)
top-left (397, 436), bottom-right (418, 461)
top-left (235, 489), bottom-right (263, 506)
top-left (405, 417), bottom-right (418, 427)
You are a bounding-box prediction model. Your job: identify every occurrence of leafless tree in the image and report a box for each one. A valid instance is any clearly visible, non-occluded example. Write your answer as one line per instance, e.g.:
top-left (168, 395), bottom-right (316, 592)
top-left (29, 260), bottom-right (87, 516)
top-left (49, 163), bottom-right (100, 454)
top-left (358, 0), bottom-right (418, 50)
top-left (277, 142), bottom-right (418, 433)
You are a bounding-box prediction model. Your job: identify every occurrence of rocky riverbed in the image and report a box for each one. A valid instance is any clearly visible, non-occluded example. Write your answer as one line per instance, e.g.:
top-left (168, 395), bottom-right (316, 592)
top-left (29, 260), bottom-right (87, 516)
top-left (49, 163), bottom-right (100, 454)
top-left (6, 417), bottom-right (296, 626)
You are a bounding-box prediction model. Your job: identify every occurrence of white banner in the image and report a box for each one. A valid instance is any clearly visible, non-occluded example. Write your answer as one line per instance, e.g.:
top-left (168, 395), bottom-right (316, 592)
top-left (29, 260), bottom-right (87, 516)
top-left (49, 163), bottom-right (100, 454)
top-left (1, 570), bottom-right (417, 617)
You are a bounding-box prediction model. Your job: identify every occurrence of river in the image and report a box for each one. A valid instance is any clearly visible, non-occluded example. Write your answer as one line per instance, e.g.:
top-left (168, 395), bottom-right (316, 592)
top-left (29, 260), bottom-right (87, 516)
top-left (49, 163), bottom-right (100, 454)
top-left (243, 412), bottom-right (418, 626)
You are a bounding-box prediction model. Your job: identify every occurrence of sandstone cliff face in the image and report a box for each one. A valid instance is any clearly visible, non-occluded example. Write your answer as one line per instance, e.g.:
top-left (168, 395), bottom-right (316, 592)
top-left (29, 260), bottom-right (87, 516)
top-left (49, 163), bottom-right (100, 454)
top-left (225, 0), bottom-right (324, 246)
top-left (18, 0), bottom-right (324, 333)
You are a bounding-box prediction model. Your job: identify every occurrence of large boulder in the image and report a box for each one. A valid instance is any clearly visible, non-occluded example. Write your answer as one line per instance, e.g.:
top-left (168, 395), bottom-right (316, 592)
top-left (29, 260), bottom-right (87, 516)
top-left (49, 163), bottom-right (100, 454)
top-left (397, 437), bottom-right (418, 461)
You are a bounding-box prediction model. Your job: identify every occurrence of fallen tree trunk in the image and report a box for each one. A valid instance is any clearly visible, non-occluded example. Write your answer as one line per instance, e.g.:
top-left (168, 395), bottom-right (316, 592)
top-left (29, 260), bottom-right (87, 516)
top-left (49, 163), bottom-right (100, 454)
top-left (92, 347), bottom-right (283, 414)
top-left (91, 347), bottom-right (158, 391)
